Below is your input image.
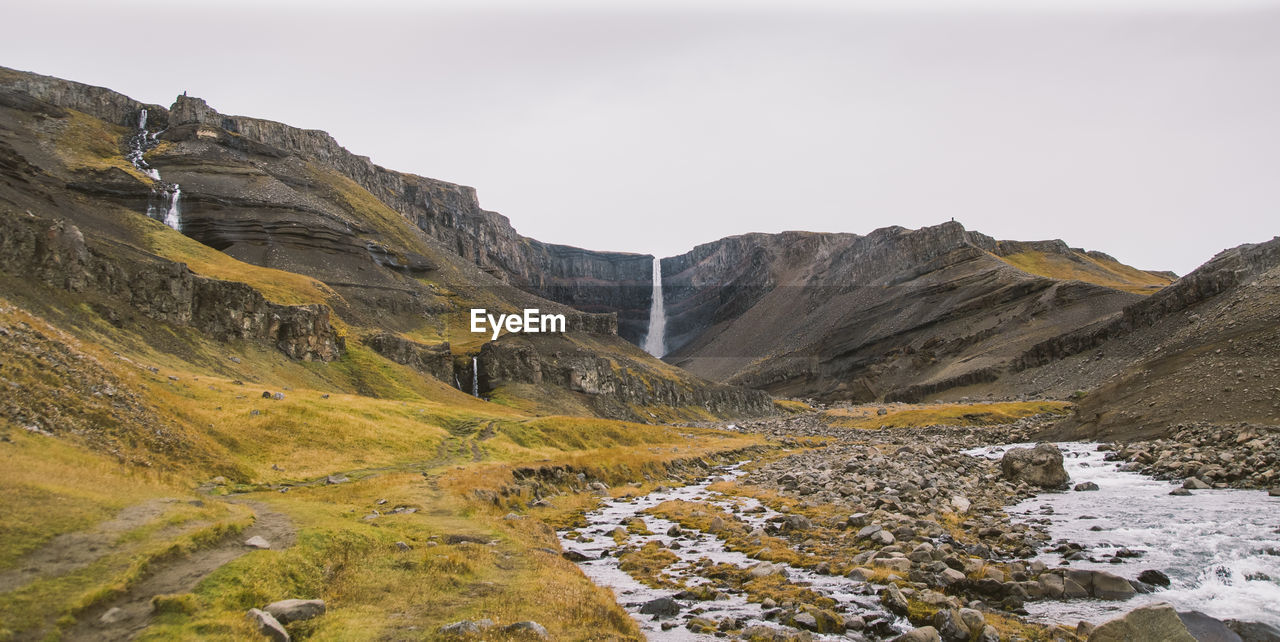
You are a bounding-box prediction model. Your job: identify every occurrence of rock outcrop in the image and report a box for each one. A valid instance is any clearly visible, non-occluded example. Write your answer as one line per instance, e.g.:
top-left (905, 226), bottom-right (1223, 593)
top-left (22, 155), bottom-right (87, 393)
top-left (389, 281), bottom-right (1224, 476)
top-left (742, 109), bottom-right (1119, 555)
top-left (364, 333), bottom-right (453, 382)
top-left (0, 211), bottom-right (343, 361)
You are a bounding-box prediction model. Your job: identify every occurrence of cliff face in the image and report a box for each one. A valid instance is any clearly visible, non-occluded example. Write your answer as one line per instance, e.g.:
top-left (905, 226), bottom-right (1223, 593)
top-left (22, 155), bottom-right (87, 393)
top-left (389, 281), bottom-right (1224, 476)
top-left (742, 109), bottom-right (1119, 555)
top-left (660, 222), bottom-right (1158, 402)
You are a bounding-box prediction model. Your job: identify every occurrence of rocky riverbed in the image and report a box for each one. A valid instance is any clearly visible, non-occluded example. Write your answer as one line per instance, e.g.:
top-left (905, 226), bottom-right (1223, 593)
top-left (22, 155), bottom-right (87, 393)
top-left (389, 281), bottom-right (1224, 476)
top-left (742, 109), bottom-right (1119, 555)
top-left (559, 413), bottom-right (1280, 641)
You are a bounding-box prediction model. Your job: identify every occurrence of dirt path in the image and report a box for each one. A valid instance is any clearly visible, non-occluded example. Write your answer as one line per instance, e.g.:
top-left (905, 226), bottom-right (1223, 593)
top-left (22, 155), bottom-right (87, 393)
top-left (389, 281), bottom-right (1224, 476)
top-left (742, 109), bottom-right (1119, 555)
top-left (0, 499), bottom-right (174, 594)
top-left (63, 500), bottom-right (295, 641)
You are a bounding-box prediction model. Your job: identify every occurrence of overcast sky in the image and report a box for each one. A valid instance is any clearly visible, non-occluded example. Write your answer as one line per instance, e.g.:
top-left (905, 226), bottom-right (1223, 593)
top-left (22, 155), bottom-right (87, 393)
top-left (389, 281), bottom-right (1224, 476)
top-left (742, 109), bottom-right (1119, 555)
top-left (5, 1), bottom-right (1279, 275)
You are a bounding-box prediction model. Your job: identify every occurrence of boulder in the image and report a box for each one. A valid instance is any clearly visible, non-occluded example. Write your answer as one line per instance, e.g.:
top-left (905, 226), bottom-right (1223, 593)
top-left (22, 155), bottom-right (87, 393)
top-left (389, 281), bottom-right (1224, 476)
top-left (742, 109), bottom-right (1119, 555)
top-left (933, 609), bottom-right (970, 642)
top-left (1226, 619), bottom-right (1280, 642)
top-left (1075, 482), bottom-right (1101, 491)
top-left (246, 608), bottom-right (290, 642)
top-left (244, 536), bottom-right (271, 549)
top-left (1088, 603), bottom-right (1196, 642)
top-left (639, 597), bottom-right (681, 618)
top-left (1177, 611), bottom-right (1243, 642)
top-left (502, 621), bottom-right (550, 638)
top-left (264, 599), bottom-right (325, 624)
top-left (894, 626), bottom-right (943, 642)
top-left (1137, 569), bottom-right (1171, 587)
top-left (1183, 477), bottom-right (1212, 490)
top-left (1091, 571), bottom-right (1137, 600)
top-left (1000, 444), bottom-right (1070, 489)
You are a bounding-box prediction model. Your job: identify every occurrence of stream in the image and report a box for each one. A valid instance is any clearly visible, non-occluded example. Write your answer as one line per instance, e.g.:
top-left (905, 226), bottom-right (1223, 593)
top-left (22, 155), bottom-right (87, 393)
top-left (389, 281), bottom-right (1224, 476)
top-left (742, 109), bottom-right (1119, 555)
top-left (970, 442), bottom-right (1280, 628)
top-left (558, 463), bottom-right (904, 640)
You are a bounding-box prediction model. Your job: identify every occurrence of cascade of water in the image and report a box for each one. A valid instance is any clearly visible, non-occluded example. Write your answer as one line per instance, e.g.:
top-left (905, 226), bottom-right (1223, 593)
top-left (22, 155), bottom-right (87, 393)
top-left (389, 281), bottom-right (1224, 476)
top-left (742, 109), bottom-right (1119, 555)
top-left (471, 356), bottom-right (480, 397)
top-left (163, 185), bottom-right (181, 231)
top-left (642, 257), bottom-right (666, 357)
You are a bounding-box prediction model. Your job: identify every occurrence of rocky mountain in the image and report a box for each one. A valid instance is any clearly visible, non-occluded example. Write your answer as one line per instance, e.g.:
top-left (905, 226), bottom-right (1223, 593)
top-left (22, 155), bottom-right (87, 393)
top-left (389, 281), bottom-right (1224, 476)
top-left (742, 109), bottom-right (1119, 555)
top-left (657, 222), bottom-right (1172, 402)
top-left (0, 66), bottom-right (768, 421)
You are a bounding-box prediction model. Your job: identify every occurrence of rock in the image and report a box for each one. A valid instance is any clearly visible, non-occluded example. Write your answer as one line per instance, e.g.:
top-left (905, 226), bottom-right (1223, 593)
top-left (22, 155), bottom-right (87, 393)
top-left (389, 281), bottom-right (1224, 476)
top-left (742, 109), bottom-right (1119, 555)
top-left (503, 621), bottom-right (550, 638)
top-left (1269, 488), bottom-right (1280, 497)
top-left (1184, 477), bottom-right (1212, 490)
top-left (1088, 603), bottom-right (1196, 642)
top-left (1091, 570), bottom-right (1137, 600)
top-left (881, 585), bottom-right (910, 616)
top-left (793, 612), bottom-right (819, 631)
top-left (1137, 569), bottom-right (1171, 587)
top-left (264, 599), bottom-right (325, 624)
top-left (959, 608), bottom-right (986, 635)
top-left (244, 536), bottom-right (271, 549)
top-left (933, 609), bottom-right (969, 642)
top-left (1177, 611), bottom-right (1244, 642)
top-left (272, 392), bottom-right (285, 400)
top-left (1075, 482), bottom-right (1101, 491)
top-left (1226, 619), bottom-right (1280, 642)
top-left (708, 516), bottom-right (726, 532)
top-left (639, 597), bottom-right (681, 618)
top-left (894, 626), bottom-right (943, 642)
top-left (561, 549), bottom-right (590, 562)
top-left (1000, 443), bottom-right (1070, 488)
top-left (940, 568), bottom-right (967, 585)
top-left (262, 391), bottom-right (273, 399)
top-left (1170, 488), bottom-right (1192, 496)
top-left (950, 496), bottom-right (971, 514)
top-left (246, 608), bottom-right (290, 642)
top-left (325, 474), bottom-right (349, 485)
top-left (99, 607), bottom-right (126, 624)
top-left (439, 620), bottom-right (487, 635)
top-left (394, 541), bottom-right (411, 551)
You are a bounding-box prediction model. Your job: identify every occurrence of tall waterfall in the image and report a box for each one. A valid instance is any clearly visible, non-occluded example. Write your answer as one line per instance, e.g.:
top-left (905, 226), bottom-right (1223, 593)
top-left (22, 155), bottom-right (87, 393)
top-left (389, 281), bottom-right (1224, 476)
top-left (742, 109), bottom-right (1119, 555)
top-left (643, 257), bottom-right (666, 357)
top-left (128, 108), bottom-right (182, 231)
top-left (471, 356), bottom-right (480, 397)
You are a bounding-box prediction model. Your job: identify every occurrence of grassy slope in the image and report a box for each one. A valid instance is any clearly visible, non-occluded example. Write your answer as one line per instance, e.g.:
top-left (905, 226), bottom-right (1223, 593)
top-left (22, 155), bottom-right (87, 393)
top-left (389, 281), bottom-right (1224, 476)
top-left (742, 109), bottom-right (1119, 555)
top-left (997, 250), bottom-right (1172, 295)
top-left (821, 400), bottom-right (1073, 429)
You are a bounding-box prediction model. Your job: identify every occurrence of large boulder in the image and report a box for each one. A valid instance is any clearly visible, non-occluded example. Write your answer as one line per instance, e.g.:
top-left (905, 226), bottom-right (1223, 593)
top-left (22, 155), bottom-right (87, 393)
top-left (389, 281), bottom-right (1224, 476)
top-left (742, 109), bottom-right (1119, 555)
top-left (1001, 443), bottom-right (1070, 488)
top-left (1089, 603), bottom-right (1196, 642)
top-left (264, 599), bottom-right (325, 624)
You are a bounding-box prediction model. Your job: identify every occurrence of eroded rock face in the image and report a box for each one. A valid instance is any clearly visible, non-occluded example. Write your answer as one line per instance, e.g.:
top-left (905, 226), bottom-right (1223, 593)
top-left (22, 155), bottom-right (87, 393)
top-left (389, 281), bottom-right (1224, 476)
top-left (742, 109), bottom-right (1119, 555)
top-left (1000, 444), bottom-right (1070, 489)
top-left (0, 212), bottom-right (343, 362)
top-left (364, 333), bottom-right (453, 383)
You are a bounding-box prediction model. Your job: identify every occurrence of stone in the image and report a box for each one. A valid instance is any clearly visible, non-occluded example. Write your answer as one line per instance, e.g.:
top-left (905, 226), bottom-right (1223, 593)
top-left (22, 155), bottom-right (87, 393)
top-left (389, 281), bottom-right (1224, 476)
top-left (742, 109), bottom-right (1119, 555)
top-left (793, 612), bottom-right (819, 631)
top-left (1184, 477), bottom-right (1212, 490)
top-left (272, 392), bottom-right (285, 400)
top-left (1225, 619), bottom-right (1280, 642)
top-left (325, 474), bottom-right (349, 485)
top-left (881, 585), bottom-right (910, 616)
top-left (1170, 488), bottom-right (1192, 496)
top-left (1137, 569), bottom-right (1171, 587)
top-left (1177, 611), bottom-right (1243, 642)
top-left (561, 549), bottom-right (590, 562)
top-left (502, 621), bottom-right (550, 638)
top-left (950, 495), bottom-right (971, 514)
top-left (1088, 603), bottom-right (1196, 642)
top-left (244, 536), bottom-right (271, 549)
top-left (959, 608), bottom-right (986, 635)
top-left (933, 608), bottom-right (969, 642)
top-left (894, 626), bottom-right (943, 642)
top-left (940, 568), bottom-right (967, 585)
top-left (1091, 570), bottom-right (1137, 600)
top-left (1000, 443), bottom-right (1070, 489)
top-left (99, 607), bottom-right (126, 624)
top-left (1269, 488), bottom-right (1280, 497)
top-left (639, 597), bottom-right (681, 618)
top-left (1074, 482), bottom-right (1100, 491)
top-left (264, 599), bottom-right (325, 624)
top-left (439, 620), bottom-right (487, 635)
top-left (246, 608), bottom-right (290, 642)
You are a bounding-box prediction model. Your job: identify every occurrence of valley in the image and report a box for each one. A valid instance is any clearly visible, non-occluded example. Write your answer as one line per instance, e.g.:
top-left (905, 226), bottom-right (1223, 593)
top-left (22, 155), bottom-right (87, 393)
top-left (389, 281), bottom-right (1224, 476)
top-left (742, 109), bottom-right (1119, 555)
top-left (0, 65), bottom-right (1277, 642)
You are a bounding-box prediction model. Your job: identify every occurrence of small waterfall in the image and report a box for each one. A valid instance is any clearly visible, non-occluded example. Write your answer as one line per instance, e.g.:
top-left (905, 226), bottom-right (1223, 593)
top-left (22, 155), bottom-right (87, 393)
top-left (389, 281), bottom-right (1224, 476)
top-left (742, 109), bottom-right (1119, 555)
top-left (163, 185), bottom-right (181, 231)
top-left (642, 257), bottom-right (666, 357)
top-left (471, 356), bottom-right (480, 397)
top-left (127, 108), bottom-right (182, 231)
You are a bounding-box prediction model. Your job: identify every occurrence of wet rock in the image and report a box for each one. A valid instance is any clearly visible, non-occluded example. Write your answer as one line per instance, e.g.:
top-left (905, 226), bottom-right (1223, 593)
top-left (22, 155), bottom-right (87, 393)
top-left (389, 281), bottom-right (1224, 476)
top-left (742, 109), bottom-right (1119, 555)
top-left (1000, 443), bottom-right (1070, 489)
top-left (1091, 570), bottom-right (1137, 600)
top-left (880, 585), bottom-right (910, 616)
top-left (639, 597), bottom-right (681, 618)
top-left (1088, 602), bottom-right (1196, 642)
top-left (1178, 611), bottom-right (1243, 642)
top-left (1137, 569), bottom-right (1171, 587)
top-left (932, 608), bottom-right (969, 642)
top-left (502, 621), bottom-right (550, 638)
top-left (1170, 488), bottom-right (1192, 496)
top-left (1184, 477), bottom-right (1212, 490)
top-left (561, 549), bottom-right (590, 562)
top-left (246, 608), bottom-right (290, 642)
top-left (1225, 619), bottom-right (1280, 642)
top-left (264, 599), bottom-right (325, 624)
top-left (1074, 481), bottom-right (1100, 491)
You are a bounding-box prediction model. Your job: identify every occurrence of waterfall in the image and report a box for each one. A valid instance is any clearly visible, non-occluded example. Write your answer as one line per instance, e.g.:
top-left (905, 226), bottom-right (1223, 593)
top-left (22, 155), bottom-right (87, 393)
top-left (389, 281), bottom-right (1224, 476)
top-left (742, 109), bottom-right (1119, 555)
top-left (127, 108), bottom-right (181, 230)
top-left (471, 356), bottom-right (480, 397)
top-left (163, 185), bottom-right (181, 231)
top-left (643, 257), bottom-right (666, 357)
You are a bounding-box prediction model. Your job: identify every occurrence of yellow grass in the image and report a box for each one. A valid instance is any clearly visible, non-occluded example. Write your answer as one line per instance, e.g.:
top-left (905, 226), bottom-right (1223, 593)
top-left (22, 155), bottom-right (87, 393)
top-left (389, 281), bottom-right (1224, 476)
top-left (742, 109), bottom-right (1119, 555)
top-left (998, 250), bottom-right (1172, 295)
top-left (822, 400), bottom-right (1073, 429)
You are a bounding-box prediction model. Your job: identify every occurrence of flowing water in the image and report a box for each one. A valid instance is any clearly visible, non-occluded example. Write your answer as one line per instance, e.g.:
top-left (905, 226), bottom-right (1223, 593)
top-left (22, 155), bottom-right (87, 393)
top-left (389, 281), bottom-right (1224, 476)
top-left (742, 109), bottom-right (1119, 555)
top-left (559, 464), bottom-right (903, 640)
top-left (643, 257), bottom-right (666, 358)
top-left (471, 356), bottom-right (480, 398)
top-left (126, 108), bottom-right (182, 231)
top-left (969, 443), bottom-right (1280, 627)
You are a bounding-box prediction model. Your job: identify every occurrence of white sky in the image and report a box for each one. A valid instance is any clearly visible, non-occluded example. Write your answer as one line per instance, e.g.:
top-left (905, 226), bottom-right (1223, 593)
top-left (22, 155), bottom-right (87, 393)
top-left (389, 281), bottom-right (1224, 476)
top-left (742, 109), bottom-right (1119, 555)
top-left (5, 1), bottom-right (1279, 275)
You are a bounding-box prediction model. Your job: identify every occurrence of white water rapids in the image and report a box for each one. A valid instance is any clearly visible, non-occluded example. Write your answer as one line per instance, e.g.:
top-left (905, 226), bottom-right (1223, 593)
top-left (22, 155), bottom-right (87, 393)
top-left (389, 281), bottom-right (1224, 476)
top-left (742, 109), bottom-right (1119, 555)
top-left (558, 464), bottom-right (903, 640)
top-left (970, 442), bottom-right (1280, 628)
top-left (643, 257), bottom-right (666, 358)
